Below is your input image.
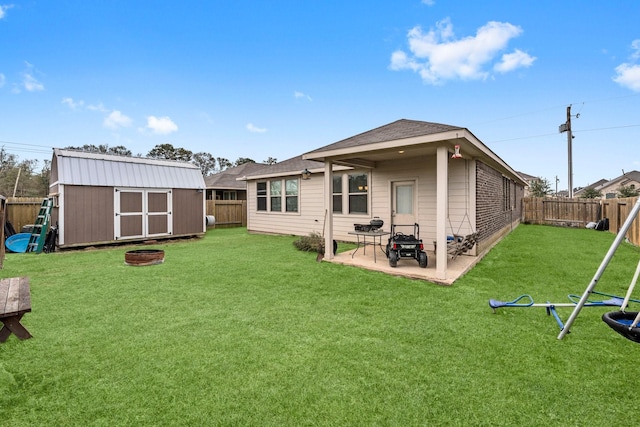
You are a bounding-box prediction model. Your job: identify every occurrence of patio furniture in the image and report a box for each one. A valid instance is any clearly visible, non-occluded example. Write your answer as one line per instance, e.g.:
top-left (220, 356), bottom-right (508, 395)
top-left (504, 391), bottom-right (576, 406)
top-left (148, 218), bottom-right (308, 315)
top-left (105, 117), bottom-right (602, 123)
top-left (348, 230), bottom-right (390, 263)
top-left (0, 277), bottom-right (32, 342)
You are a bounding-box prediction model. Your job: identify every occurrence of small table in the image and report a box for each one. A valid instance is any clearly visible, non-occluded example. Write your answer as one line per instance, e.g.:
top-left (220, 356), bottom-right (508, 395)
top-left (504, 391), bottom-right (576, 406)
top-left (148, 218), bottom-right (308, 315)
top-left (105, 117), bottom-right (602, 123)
top-left (348, 230), bottom-right (391, 263)
top-left (0, 277), bottom-right (32, 342)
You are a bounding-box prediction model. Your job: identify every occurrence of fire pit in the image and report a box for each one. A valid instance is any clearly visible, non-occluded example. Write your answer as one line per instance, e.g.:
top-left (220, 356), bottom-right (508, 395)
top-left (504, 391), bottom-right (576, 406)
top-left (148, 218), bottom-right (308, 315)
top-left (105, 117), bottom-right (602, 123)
top-left (125, 249), bottom-right (165, 266)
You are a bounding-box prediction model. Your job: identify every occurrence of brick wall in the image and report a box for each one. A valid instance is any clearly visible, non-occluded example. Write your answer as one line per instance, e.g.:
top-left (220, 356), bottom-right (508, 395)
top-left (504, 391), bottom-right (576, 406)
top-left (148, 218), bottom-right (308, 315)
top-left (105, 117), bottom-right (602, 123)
top-left (476, 161), bottom-right (524, 244)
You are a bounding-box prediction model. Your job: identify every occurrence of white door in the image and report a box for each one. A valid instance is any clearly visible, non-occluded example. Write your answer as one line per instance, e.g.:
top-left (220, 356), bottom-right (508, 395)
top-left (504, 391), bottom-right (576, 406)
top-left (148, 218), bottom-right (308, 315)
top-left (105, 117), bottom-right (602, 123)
top-left (392, 181), bottom-right (416, 233)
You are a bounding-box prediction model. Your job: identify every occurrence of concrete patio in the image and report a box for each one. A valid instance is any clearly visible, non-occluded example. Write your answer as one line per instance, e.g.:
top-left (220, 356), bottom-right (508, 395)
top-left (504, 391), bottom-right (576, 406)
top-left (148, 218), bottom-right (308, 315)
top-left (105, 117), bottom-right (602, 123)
top-left (327, 243), bottom-right (480, 286)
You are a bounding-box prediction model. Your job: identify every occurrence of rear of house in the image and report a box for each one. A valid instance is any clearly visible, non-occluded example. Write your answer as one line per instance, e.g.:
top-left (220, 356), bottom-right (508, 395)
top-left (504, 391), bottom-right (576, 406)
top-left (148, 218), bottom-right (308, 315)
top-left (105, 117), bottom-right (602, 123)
top-left (49, 148), bottom-right (206, 248)
top-left (243, 119), bottom-right (525, 281)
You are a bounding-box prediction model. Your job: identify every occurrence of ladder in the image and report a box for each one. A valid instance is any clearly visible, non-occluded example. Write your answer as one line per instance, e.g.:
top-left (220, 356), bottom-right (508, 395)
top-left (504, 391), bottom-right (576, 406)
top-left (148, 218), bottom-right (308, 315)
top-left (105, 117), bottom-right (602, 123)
top-left (26, 198), bottom-right (53, 254)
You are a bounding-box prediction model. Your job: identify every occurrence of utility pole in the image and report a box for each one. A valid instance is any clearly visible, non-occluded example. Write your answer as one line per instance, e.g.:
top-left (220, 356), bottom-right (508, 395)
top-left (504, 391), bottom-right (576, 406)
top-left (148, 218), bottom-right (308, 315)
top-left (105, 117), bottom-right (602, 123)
top-left (559, 105), bottom-right (577, 198)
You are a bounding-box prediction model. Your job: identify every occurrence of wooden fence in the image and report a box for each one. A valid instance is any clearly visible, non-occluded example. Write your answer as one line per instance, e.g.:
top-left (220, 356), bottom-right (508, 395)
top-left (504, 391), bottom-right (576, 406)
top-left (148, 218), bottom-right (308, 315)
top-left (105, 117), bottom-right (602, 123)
top-left (4, 197), bottom-right (247, 234)
top-left (522, 196), bottom-right (640, 246)
top-left (206, 200), bottom-right (247, 228)
top-left (5, 197), bottom-right (43, 233)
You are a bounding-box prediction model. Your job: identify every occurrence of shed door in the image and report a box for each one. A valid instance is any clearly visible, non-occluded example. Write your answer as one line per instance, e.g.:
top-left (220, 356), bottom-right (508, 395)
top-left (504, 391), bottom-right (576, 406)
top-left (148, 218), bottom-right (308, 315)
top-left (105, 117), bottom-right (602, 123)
top-left (114, 188), bottom-right (172, 240)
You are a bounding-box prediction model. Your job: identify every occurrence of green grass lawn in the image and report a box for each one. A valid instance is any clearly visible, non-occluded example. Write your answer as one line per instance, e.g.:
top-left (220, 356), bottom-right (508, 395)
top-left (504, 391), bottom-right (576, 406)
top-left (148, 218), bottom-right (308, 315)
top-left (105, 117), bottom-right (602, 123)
top-left (1, 225), bottom-right (639, 426)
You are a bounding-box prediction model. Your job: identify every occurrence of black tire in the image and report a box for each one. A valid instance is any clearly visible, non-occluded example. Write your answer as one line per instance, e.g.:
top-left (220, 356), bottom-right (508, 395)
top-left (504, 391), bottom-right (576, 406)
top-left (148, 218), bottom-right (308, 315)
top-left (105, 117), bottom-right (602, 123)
top-left (418, 251), bottom-right (427, 268)
top-left (389, 250), bottom-right (398, 267)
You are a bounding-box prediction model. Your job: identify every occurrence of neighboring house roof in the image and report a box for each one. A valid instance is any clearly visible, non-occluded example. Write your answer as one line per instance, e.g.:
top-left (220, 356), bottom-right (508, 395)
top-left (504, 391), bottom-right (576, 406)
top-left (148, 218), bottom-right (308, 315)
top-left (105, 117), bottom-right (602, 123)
top-left (574, 179), bottom-right (608, 196)
top-left (51, 148), bottom-right (205, 189)
top-left (205, 163), bottom-right (267, 190)
top-left (242, 155), bottom-right (339, 180)
top-left (516, 171), bottom-right (540, 183)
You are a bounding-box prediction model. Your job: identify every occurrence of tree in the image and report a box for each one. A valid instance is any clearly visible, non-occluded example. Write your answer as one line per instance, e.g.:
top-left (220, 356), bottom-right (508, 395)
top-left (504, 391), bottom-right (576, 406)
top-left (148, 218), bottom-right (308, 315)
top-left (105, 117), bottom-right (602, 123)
top-left (65, 144), bottom-right (132, 156)
top-left (617, 185), bottom-right (638, 198)
top-left (216, 157), bottom-right (232, 171)
top-left (234, 157), bottom-right (255, 167)
top-left (192, 152), bottom-right (217, 176)
top-left (147, 144), bottom-right (192, 162)
top-left (529, 178), bottom-right (552, 197)
top-left (580, 188), bottom-right (602, 199)
top-left (263, 157), bottom-right (278, 165)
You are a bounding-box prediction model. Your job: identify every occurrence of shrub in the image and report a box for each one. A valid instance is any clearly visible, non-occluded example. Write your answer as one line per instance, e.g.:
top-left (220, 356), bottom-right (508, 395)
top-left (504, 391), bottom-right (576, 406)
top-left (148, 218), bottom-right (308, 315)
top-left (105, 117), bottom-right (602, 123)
top-left (293, 232), bottom-right (324, 253)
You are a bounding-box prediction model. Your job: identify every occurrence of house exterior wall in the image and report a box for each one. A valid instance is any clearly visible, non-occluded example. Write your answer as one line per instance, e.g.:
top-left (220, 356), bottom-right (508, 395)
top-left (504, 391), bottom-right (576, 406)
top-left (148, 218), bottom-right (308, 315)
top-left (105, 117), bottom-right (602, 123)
top-left (598, 178), bottom-right (640, 199)
top-left (246, 155), bottom-right (481, 250)
top-left (476, 161), bottom-right (524, 253)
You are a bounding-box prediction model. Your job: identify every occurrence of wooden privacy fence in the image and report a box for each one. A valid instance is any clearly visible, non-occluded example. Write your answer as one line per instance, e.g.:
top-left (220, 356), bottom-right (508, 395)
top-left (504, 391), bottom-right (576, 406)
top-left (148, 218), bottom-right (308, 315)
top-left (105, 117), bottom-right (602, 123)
top-left (5, 197), bottom-right (43, 234)
top-left (206, 200), bottom-right (247, 228)
top-left (522, 196), bottom-right (640, 247)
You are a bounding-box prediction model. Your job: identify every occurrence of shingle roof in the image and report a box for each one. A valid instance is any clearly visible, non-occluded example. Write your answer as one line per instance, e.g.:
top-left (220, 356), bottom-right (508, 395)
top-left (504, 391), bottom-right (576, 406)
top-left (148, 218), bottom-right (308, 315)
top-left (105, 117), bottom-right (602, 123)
top-left (205, 162), bottom-right (268, 189)
top-left (52, 148), bottom-right (205, 189)
top-left (304, 119), bottom-right (463, 154)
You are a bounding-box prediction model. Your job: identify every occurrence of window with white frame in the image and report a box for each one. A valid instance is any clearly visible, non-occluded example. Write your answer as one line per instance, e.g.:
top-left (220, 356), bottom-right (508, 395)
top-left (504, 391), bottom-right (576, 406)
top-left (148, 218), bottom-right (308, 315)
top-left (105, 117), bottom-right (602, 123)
top-left (256, 178), bottom-right (300, 213)
top-left (285, 179), bottom-right (298, 212)
top-left (333, 175), bottom-right (342, 213)
top-left (270, 181), bottom-right (282, 212)
top-left (257, 182), bottom-right (267, 211)
top-left (348, 173), bottom-right (368, 214)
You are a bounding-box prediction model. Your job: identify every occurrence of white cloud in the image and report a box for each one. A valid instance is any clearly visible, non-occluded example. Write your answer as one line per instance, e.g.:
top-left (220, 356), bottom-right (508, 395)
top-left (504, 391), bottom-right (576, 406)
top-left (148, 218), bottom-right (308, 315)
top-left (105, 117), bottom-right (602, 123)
top-left (613, 40), bottom-right (640, 92)
top-left (494, 49), bottom-right (536, 73)
top-left (0, 4), bottom-right (14, 20)
top-left (0, 73), bottom-right (5, 88)
top-left (390, 18), bottom-right (534, 84)
top-left (62, 97), bottom-right (84, 110)
top-left (87, 102), bottom-right (108, 112)
top-left (246, 123), bottom-right (267, 133)
top-left (422, 0), bottom-right (435, 5)
top-left (294, 91), bottom-right (312, 101)
top-left (22, 62), bottom-right (44, 92)
top-left (146, 115), bottom-right (178, 134)
top-left (104, 110), bottom-right (133, 129)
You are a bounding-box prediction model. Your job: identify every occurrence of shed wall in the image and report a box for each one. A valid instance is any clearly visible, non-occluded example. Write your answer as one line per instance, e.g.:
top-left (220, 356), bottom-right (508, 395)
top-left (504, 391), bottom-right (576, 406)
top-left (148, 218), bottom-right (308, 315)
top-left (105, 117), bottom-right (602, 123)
top-left (172, 189), bottom-right (206, 235)
top-left (63, 185), bottom-right (114, 246)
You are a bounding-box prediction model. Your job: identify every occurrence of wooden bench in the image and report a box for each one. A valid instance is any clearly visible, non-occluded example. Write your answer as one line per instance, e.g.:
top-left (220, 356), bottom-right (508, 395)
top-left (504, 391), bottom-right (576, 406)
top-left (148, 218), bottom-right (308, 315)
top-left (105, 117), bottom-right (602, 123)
top-left (0, 277), bottom-right (32, 342)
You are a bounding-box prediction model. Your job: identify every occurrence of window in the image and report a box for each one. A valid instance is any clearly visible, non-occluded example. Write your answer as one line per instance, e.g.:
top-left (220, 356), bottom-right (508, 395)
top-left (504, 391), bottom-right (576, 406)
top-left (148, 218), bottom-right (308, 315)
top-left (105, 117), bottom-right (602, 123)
top-left (503, 177), bottom-right (511, 211)
top-left (223, 191), bottom-right (237, 200)
top-left (285, 179), bottom-right (298, 212)
top-left (257, 182), bottom-right (267, 211)
top-left (256, 178), bottom-right (300, 213)
top-left (348, 173), bottom-right (368, 214)
top-left (333, 175), bottom-right (342, 213)
top-left (270, 181), bottom-right (282, 212)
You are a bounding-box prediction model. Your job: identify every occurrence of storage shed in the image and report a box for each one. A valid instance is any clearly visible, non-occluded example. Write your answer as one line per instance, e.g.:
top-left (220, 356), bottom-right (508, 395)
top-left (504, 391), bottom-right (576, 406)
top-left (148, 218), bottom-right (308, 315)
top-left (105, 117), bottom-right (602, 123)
top-left (49, 148), bottom-right (206, 248)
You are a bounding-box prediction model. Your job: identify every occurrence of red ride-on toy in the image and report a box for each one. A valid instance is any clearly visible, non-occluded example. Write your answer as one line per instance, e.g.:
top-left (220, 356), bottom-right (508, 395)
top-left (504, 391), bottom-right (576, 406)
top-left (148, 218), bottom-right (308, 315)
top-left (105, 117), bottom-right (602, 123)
top-left (385, 223), bottom-right (428, 268)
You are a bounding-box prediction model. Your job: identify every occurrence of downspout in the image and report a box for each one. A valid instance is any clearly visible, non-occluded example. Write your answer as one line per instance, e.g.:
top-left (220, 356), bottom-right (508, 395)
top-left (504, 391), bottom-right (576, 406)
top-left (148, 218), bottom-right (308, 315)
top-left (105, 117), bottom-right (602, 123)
top-left (324, 161), bottom-right (334, 260)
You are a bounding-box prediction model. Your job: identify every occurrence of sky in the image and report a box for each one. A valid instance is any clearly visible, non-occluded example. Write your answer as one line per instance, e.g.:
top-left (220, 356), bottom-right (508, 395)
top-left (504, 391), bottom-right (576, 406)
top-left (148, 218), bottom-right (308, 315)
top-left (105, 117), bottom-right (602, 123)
top-left (1, 1), bottom-right (640, 190)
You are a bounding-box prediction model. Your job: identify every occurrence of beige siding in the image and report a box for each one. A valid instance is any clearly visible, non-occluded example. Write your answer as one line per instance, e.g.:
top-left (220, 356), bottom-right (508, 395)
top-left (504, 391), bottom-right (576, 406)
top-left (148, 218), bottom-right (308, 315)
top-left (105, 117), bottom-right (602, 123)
top-left (246, 155), bottom-right (475, 247)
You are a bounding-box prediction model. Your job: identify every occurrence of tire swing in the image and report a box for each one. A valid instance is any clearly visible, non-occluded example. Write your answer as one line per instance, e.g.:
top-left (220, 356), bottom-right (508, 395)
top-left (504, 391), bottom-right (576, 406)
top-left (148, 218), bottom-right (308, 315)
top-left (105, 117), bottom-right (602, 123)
top-left (602, 311), bottom-right (640, 343)
top-left (601, 257), bottom-right (640, 343)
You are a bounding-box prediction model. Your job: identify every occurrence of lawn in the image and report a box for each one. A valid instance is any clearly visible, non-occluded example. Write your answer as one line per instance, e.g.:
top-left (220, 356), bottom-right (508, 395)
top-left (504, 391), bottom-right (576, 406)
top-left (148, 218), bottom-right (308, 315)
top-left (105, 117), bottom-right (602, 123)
top-left (1, 225), bottom-right (638, 426)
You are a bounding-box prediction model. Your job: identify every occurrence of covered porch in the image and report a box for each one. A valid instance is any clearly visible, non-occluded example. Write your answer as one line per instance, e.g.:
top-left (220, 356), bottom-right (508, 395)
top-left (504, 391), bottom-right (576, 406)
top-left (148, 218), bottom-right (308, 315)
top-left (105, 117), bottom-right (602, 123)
top-left (327, 245), bottom-right (480, 286)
